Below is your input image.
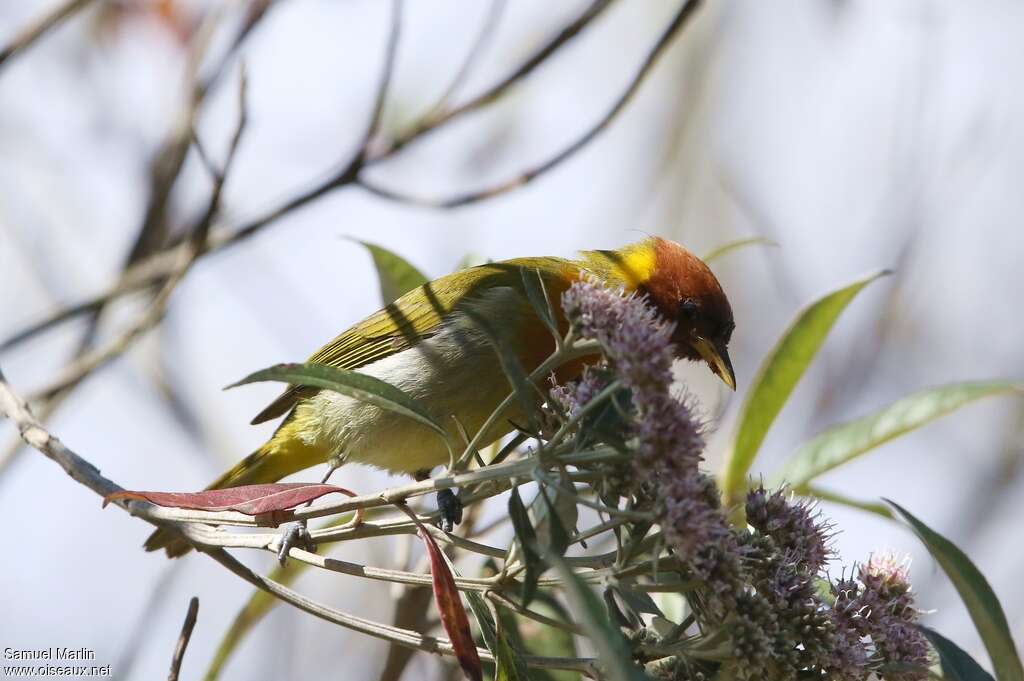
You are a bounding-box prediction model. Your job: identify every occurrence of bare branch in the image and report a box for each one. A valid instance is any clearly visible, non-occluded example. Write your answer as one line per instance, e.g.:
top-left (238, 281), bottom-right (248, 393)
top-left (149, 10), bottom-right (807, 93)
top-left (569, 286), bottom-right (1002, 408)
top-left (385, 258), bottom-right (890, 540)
top-left (0, 0), bottom-right (97, 72)
top-left (379, 0), bottom-right (616, 157)
top-left (356, 0), bottom-right (403, 160)
top-left (422, 0), bottom-right (507, 119)
top-left (167, 597), bottom-right (199, 681)
top-left (357, 0), bottom-right (704, 209)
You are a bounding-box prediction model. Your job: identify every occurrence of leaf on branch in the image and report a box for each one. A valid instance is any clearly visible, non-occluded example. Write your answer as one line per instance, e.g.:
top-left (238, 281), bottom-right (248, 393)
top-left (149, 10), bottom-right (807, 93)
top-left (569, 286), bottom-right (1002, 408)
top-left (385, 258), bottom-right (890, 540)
top-left (228, 362), bottom-right (448, 438)
top-left (775, 381), bottom-right (1021, 489)
top-left (103, 483), bottom-right (357, 516)
top-left (700, 236), bottom-right (778, 265)
top-left (351, 239), bottom-right (429, 305)
top-left (520, 267), bottom-right (561, 342)
top-left (887, 500), bottom-right (1024, 681)
top-left (509, 486), bottom-right (543, 607)
top-left (920, 626), bottom-right (996, 681)
top-left (545, 553), bottom-right (650, 681)
top-left (419, 528), bottom-right (483, 681)
top-left (722, 270), bottom-right (890, 505)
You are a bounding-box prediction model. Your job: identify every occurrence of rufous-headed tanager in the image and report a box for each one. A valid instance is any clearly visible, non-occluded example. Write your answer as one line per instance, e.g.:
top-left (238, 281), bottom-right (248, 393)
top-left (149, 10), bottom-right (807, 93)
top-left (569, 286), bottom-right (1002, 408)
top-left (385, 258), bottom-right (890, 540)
top-left (146, 237), bottom-right (735, 556)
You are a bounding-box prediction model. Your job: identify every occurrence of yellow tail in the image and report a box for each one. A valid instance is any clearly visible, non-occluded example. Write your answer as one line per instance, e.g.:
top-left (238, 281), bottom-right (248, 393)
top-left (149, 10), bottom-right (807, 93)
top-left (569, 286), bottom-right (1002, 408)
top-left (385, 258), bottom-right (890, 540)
top-left (144, 419), bottom-right (327, 558)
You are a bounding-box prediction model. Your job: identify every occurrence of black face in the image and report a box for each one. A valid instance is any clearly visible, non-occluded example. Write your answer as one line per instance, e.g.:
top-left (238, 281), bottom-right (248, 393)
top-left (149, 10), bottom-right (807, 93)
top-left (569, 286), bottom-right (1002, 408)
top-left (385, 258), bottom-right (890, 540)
top-left (671, 296), bottom-right (734, 361)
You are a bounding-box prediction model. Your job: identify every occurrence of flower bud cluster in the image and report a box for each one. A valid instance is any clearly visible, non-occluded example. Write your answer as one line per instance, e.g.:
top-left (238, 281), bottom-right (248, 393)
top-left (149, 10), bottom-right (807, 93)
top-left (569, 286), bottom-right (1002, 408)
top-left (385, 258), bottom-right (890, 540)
top-left (551, 280), bottom-right (930, 680)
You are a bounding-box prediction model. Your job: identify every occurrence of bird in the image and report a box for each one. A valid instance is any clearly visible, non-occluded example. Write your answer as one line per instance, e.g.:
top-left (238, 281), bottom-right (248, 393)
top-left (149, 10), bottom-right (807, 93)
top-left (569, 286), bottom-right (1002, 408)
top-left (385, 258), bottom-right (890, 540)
top-left (145, 236), bottom-right (735, 557)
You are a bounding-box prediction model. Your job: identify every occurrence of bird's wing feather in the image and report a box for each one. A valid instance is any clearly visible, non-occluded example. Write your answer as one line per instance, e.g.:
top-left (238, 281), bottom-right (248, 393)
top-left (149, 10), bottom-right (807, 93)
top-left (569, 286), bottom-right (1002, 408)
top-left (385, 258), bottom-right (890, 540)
top-left (250, 257), bottom-right (579, 424)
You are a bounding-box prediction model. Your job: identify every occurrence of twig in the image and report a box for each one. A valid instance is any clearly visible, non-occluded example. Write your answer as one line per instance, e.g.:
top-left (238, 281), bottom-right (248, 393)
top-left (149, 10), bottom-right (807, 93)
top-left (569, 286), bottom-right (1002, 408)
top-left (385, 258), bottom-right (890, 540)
top-left (357, 0), bottom-right (704, 209)
top-left (422, 0), bottom-right (506, 119)
top-left (377, 0), bottom-right (615, 157)
top-left (168, 597), bottom-right (199, 681)
top-left (204, 547), bottom-right (599, 676)
top-left (356, 0), bottom-right (403, 161)
top-left (0, 0), bottom-right (97, 72)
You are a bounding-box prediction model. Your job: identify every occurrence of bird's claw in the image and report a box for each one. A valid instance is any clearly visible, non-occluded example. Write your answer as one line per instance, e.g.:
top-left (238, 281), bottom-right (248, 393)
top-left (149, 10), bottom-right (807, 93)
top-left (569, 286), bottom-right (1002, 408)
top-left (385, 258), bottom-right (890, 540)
top-left (277, 521), bottom-right (316, 566)
top-left (436, 489), bottom-right (463, 533)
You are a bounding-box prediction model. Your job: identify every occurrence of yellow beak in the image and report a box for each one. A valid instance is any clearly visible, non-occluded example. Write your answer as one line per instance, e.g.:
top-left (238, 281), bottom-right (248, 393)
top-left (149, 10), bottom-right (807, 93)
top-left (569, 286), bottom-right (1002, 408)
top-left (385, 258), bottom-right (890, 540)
top-left (690, 336), bottom-right (736, 391)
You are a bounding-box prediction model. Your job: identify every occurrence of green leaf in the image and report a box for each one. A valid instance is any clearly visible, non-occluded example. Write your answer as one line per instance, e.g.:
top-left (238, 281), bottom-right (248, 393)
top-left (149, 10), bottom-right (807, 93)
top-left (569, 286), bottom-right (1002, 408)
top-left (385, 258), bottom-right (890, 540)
top-left (886, 501), bottom-right (1024, 681)
top-left (532, 476), bottom-right (576, 559)
top-left (802, 485), bottom-right (893, 520)
top-left (494, 622), bottom-right (531, 681)
top-left (701, 236), bottom-right (778, 265)
top-left (228, 362), bottom-right (447, 439)
top-left (463, 309), bottom-right (539, 432)
top-left (776, 381), bottom-right (1020, 489)
top-left (464, 591), bottom-right (498, 655)
top-left (721, 270), bottom-right (889, 504)
top-left (508, 486), bottom-right (543, 607)
top-left (352, 239), bottom-right (428, 305)
top-left (545, 553), bottom-right (651, 681)
top-left (921, 626), bottom-right (996, 681)
top-left (520, 267), bottom-right (560, 342)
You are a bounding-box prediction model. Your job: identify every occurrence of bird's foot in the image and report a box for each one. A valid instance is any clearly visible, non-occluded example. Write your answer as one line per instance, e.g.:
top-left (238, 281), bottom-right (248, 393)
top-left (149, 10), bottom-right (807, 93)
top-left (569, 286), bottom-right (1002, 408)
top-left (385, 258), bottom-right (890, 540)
top-left (277, 521), bottom-right (317, 566)
top-left (436, 489), bottom-right (463, 533)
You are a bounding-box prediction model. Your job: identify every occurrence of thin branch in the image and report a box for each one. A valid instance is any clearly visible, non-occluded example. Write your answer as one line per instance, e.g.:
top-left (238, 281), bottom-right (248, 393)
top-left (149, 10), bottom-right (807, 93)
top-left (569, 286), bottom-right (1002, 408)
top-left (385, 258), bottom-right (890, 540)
top-left (0, 0), bottom-right (633, 352)
top-left (357, 0), bottom-right (704, 209)
top-left (0, 0), bottom-right (97, 72)
top-left (355, 0), bottom-right (403, 161)
top-left (168, 597), bottom-right (199, 681)
top-left (378, 0), bottom-right (616, 158)
top-left (203, 547), bottom-right (599, 676)
top-left (421, 0), bottom-right (506, 119)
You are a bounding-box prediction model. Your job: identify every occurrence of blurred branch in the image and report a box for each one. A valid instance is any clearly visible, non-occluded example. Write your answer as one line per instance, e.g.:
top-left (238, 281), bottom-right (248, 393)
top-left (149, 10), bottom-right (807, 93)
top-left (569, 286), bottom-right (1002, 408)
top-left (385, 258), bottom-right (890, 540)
top-left (168, 597), bottom-right (200, 681)
top-left (0, 0), bottom-right (97, 72)
top-left (356, 0), bottom-right (704, 208)
top-left (419, 0), bottom-right (506, 121)
top-left (0, 0), bottom-right (643, 354)
top-left (379, 0), bottom-right (615, 157)
top-left (24, 70), bottom-right (249, 404)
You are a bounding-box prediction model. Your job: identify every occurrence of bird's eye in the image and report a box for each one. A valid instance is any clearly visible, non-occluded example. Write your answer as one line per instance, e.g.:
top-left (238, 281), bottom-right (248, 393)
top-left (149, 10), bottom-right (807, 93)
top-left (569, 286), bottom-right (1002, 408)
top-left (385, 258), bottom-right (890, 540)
top-left (679, 298), bottom-right (699, 319)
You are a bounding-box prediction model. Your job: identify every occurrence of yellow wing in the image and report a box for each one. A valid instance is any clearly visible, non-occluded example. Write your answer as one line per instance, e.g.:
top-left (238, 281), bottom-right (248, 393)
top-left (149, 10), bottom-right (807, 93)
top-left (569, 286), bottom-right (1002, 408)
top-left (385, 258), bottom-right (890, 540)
top-left (250, 256), bottom-right (579, 424)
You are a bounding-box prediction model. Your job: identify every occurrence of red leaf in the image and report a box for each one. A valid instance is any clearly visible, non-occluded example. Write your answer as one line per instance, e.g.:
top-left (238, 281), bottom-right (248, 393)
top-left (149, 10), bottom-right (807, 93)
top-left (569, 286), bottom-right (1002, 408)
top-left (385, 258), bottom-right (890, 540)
top-left (419, 528), bottom-right (482, 681)
top-left (103, 483), bottom-right (357, 516)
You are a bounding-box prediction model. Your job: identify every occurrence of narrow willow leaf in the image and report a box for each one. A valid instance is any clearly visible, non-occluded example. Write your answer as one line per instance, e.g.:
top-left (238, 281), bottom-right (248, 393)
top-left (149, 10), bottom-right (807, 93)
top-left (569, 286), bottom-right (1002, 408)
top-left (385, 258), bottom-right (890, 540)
top-left (532, 475), bottom-right (576, 560)
top-left (228, 362), bottom-right (446, 438)
top-left (887, 501), bottom-right (1024, 681)
top-left (921, 626), bottom-right (996, 681)
top-left (701, 236), bottom-right (777, 264)
top-left (509, 486), bottom-right (542, 607)
top-left (776, 381), bottom-right (1020, 489)
top-left (802, 485), bottom-right (893, 520)
top-left (721, 270), bottom-right (889, 504)
top-left (494, 621), bottom-right (531, 681)
top-left (521, 267), bottom-right (560, 341)
top-left (353, 239), bottom-right (428, 305)
top-left (463, 309), bottom-right (539, 432)
top-left (545, 553), bottom-right (650, 681)
top-left (464, 591), bottom-right (498, 654)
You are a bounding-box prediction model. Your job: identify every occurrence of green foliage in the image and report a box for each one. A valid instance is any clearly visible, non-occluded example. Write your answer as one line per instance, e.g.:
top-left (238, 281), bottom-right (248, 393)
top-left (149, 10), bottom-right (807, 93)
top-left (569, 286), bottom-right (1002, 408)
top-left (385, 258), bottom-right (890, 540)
top-left (922, 626), bottom-right (997, 681)
top-left (722, 270), bottom-right (890, 503)
top-left (776, 381), bottom-right (1021, 490)
top-left (546, 553), bottom-right (651, 681)
top-left (352, 239), bottom-right (428, 305)
top-left (228, 362), bottom-right (447, 439)
top-left (700, 236), bottom-right (777, 265)
top-left (888, 501), bottom-right (1024, 681)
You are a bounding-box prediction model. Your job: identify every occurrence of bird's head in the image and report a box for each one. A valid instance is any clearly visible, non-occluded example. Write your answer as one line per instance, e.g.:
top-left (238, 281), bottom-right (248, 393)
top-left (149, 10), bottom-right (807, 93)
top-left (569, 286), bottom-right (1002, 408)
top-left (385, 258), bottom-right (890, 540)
top-left (582, 237), bottom-right (736, 390)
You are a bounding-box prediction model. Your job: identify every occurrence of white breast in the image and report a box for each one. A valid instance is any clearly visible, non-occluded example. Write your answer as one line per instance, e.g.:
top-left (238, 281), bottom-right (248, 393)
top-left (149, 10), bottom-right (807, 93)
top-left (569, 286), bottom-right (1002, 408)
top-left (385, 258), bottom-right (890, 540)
top-left (294, 287), bottom-right (534, 474)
